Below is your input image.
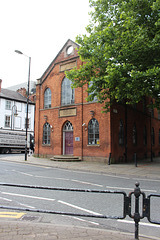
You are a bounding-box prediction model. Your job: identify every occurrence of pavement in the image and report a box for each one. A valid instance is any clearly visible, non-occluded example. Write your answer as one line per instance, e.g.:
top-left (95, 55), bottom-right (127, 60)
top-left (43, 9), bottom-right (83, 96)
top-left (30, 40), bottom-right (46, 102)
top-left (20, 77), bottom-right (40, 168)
top-left (0, 154), bottom-right (160, 240)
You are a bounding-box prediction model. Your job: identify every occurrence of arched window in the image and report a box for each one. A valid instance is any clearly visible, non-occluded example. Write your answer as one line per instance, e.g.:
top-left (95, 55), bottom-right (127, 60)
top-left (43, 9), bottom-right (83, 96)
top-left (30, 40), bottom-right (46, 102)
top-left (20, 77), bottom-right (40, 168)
top-left (63, 121), bottom-right (73, 131)
top-left (61, 77), bottom-right (74, 106)
top-left (133, 123), bottom-right (137, 145)
top-left (143, 125), bottom-right (147, 145)
top-left (119, 120), bottom-right (124, 145)
top-left (44, 88), bottom-right (51, 109)
top-left (43, 122), bottom-right (51, 145)
top-left (88, 118), bottom-right (99, 145)
top-left (151, 127), bottom-right (155, 145)
top-left (88, 81), bottom-right (97, 102)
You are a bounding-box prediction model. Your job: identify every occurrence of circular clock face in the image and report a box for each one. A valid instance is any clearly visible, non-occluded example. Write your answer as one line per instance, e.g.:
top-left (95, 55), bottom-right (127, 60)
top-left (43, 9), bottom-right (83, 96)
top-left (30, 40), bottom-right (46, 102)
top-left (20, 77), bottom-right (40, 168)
top-left (66, 45), bottom-right (73, 55)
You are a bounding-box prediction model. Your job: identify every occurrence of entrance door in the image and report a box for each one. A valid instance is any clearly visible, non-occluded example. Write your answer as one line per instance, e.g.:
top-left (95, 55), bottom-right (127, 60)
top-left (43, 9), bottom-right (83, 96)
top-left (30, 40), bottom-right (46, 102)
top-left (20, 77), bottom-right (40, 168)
top-left (63, 121), bottom-right (73, 155)
top-left (65, 131), bottom-right (73, 155)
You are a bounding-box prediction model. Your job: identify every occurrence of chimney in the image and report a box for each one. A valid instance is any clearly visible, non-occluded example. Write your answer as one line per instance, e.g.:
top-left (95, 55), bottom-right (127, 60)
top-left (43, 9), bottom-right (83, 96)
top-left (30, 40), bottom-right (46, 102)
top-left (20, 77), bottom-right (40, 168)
top-left (0, 79), bottom-right (2, 92)
top-left (17, 88), bottom-right (27, 97)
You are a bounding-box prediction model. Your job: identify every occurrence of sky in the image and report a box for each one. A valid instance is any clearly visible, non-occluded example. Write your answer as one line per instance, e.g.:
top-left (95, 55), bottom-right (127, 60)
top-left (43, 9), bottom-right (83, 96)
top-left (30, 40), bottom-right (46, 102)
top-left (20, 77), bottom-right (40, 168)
top-left (0, 0), bottom-right (91, 88)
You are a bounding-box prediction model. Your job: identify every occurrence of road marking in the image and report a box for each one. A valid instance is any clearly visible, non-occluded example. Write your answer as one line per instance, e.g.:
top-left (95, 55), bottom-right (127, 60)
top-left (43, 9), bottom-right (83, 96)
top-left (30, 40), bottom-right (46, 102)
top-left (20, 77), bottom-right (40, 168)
top-left (19, 203), bottom-right (35, 209)
top-left (36, 175), bottom-right (103, 187)
top-left (35, 176), bottom-right (70, 181)
top-left (106, 186), bottom-right (157, 193)
top-left (12, 170), bottom-right (33, 177)
top-left (35, 175), bottom-right (103, 187)
top-left (71, 179), bottom-right (103, 187)
top-left (0, 197), bottom-right (12, 202)
top-left (118, 219), bottom-right (160, 228)
top-left (58, 200), bottom-right (102, 216)
top-left (71, 216), bottom-right (99, 225)
top-left (0, 212), bottom-right (25, 219)
top-left (1, 191), bottom-right (56, 201)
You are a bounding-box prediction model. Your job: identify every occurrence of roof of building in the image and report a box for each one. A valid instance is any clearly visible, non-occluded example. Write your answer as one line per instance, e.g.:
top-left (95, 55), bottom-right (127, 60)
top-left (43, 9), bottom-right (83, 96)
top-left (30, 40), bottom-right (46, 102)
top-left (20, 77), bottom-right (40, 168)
top-left (0, 88), bottom-right (34, 104)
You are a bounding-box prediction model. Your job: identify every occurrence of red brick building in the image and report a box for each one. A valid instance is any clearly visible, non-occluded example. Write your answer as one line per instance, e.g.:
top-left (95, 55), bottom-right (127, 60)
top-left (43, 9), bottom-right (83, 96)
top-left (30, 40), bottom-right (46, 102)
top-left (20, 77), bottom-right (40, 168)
top-left (34, 39), bottom-right (160, 163)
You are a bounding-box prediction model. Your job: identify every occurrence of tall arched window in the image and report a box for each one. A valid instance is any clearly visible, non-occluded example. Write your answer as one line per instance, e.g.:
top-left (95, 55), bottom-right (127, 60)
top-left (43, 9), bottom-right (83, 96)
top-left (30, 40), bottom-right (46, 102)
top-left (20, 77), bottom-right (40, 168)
top-left (133, 123), bottom-right (137, 145)
top-left (61, 77), bottom-right (74, 106)
top-left (43, 122), bottom-right (51, 145)
top-left (143, 125), bottom-right (147, 145)
top-left (119, 120), bottom-right (124, 145)
top-left (88, 118), bottom-right (99, 145)
top-left (44, 88), bottom-right (51, 109)
top-left (151, 127), bottom-right (155, 145)
top-left (88, 81), bottom-right (97, 102)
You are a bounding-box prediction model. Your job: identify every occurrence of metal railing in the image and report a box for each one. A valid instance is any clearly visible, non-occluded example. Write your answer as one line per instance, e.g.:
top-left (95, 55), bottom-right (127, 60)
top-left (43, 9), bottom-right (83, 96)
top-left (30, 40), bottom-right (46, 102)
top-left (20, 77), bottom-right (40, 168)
top-left (0, 182), bottom-right (159, 240)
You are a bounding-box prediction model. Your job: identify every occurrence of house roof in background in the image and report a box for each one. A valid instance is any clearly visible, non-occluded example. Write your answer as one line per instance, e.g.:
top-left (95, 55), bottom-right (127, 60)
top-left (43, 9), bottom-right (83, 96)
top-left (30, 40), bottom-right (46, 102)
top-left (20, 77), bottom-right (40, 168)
top-left (6, 81), bottom-right (36, 93)
top-left (0, 88), bottom-right (34, 104)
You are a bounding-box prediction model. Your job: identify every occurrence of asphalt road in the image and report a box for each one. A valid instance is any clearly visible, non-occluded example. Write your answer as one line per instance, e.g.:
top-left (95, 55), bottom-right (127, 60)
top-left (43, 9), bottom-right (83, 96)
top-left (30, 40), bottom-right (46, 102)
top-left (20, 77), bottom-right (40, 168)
top-left (0, 154), bottom-right (159, 239)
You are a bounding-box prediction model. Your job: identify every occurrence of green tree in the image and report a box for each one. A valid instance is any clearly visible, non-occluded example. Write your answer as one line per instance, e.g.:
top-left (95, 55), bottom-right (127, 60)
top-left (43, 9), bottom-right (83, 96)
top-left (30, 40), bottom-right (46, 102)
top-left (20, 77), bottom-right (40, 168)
top-left (66, 0), bottom-right (160, 110)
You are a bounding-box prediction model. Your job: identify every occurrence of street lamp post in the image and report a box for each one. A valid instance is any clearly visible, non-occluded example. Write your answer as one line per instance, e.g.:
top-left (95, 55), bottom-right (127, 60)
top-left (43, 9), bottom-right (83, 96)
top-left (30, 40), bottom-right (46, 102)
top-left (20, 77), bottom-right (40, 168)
top-left (15, 50), bottom-right (31, 161)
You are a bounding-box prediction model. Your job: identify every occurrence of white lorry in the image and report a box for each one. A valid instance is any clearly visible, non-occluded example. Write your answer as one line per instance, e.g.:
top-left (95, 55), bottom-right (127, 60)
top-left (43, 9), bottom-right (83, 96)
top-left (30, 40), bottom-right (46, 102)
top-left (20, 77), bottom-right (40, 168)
top-left (0, 129), bottom-right (33, 154)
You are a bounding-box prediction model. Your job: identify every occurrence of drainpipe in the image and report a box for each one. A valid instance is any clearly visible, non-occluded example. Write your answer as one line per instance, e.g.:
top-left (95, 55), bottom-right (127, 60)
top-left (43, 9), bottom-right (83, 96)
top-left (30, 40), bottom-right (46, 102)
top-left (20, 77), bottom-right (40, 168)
top-left (125, 102), bottom-right (128, 162)
top-left (37, 83), bottom-right (41, 157)
top-left (81, 84), bottom-right (84, 161)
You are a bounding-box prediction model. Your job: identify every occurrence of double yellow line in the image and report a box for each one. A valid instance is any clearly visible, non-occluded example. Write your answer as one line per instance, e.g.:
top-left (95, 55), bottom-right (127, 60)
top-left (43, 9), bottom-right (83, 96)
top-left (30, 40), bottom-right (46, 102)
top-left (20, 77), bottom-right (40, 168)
top-left (0, 212), bottom-right (25, 219)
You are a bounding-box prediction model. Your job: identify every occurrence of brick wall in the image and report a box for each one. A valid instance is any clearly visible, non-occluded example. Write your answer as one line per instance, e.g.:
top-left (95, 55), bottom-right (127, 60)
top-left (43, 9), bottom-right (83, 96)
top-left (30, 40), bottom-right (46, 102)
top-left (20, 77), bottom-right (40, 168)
top-left (34, 40), bottom-right (160, 163)
top-left (110, 101), bottom-right (160, 162)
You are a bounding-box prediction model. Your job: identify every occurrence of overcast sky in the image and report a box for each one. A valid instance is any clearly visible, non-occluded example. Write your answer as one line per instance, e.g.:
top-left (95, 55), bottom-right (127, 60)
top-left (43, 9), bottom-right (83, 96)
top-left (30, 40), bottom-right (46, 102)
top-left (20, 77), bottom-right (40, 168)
top-left (0, 0), bottom-right (90, 88)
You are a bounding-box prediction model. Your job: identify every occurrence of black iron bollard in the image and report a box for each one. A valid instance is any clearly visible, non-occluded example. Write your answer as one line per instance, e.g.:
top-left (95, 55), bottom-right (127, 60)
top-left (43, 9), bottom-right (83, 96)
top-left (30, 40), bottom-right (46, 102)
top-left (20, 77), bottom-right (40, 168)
top-left (134, 182), bottom-right (141, 240)
top-left (108, 153), bottom-right (111, 165)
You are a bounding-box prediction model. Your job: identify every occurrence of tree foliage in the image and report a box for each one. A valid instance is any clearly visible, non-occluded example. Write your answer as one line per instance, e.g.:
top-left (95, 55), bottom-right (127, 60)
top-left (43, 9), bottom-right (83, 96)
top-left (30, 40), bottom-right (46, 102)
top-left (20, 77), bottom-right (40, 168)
top-left (66, 0), bottom-right (160, 110)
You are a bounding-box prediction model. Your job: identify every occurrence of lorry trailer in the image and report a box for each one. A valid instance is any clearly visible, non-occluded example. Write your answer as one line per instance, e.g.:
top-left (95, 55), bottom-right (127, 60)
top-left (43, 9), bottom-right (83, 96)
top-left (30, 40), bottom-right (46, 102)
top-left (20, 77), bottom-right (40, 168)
top-left (0, 129), bottom-right (32, 154)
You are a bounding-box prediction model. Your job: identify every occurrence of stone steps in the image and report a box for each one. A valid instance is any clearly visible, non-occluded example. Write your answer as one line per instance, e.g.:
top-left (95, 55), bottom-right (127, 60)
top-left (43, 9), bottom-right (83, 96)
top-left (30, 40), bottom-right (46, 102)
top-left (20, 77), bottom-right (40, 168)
top-left (50, 155), bottom-right (81, 162)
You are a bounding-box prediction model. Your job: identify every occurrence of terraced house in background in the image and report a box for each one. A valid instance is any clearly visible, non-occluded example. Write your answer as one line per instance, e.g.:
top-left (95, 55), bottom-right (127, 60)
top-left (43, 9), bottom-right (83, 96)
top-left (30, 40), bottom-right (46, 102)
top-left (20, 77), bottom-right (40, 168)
top-left (34, 40), bottom-right (160, 163)
top-left (0, 80), bottom-right (35, 153)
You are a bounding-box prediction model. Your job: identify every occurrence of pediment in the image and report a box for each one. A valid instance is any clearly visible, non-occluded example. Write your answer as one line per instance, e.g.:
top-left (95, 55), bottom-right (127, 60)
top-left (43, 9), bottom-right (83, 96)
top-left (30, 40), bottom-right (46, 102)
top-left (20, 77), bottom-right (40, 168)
top-left (39, 39), bottom-right (79, 83)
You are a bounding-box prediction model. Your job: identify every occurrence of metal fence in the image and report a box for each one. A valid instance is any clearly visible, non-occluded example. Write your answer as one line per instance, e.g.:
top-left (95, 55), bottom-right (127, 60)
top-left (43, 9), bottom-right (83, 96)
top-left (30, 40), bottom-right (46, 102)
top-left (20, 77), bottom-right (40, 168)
top-left (0, 182), bottom-right (159, 240)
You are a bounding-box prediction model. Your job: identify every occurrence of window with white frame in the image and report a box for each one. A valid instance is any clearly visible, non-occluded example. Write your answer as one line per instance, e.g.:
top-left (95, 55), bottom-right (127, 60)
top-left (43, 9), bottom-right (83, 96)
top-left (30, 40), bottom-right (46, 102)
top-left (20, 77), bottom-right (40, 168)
top-left (15, 116), bottom-right (21, 129)
top-left (43, 122), bottom-right (51, 145)
top-left (5, 100), bottom-right (11, 110)
top-left (44, 88), bottom-right (51, 109)
top-left (5, 115), bottom-right (11, 127)
top-left (16, 102), bottom-right (22, 112)
top-left (88, 118), bottom-right (99, 145)
top-left (61, 77), bottom-right (74, 106)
